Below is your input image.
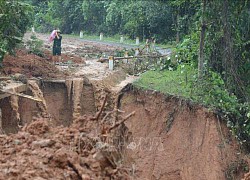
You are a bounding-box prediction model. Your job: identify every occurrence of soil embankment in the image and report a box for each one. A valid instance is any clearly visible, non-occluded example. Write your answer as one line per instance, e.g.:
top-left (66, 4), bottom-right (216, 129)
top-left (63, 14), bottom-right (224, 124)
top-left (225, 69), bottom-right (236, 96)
top-left (118, 84), bottom-right (250, 180)
top-left (0, 83), bottom-right (249, 179)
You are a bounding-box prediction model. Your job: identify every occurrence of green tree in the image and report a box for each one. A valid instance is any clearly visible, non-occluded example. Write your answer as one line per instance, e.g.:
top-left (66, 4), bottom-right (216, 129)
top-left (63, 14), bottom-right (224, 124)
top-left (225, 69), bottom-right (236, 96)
top-left (168, 0), bottom-right (200, 43)
top-left (57, 0), bottom-right (85, 33)
top-left (105, 0), bottom-right (174, 41)
top-left (82, 0), bottom-right (107, 34)
top-left (202, 0), bottom-right (250, 99)
top-left (0, 0), bottom-right (33, 62)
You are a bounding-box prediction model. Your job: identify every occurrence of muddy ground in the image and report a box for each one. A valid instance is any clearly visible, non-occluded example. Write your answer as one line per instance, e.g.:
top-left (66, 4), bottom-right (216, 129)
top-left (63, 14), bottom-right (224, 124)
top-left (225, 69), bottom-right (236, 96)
top-left (2, 32), bottom-right (126, 79)
top-left (0, 33), bottom-right (249, 180)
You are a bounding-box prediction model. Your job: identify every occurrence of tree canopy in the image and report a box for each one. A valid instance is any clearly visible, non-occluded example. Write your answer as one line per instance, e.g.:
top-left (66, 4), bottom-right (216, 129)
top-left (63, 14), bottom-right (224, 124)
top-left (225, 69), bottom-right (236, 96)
top-left (0, 0), bottom-right (33, 62)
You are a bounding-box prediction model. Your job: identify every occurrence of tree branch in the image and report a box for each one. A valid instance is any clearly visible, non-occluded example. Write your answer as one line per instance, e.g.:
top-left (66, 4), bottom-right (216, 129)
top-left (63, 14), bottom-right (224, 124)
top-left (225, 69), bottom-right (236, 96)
top-left (108, 111), bottom-right (135, 132)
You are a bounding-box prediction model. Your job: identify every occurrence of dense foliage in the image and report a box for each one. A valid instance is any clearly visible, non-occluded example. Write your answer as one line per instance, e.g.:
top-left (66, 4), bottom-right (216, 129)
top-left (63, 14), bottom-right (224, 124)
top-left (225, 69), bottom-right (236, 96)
top-left (171, 1), bottom-right (250, 149)
top-left (0, 0), bottom-right (33, 62)
top-left (28, 0), bottom-right (181, 42)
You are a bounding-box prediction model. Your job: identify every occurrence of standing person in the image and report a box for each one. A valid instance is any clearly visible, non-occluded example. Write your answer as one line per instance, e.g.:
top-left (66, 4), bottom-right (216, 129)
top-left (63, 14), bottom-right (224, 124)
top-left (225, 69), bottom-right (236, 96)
top-left (49, 30), bottom-right (57, 43)
top-left (52, 30), bottom-right (62, 63)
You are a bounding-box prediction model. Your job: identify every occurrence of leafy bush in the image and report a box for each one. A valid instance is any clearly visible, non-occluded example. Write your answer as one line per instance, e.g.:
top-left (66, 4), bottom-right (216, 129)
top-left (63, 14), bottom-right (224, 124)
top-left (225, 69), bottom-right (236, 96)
top-left (0, 1), bottom-right (33, 62)
top-left (189, 70), bottom-right (250, 150)
top-left (26, 34), bottom-right (44, 57)
top-left (172, 32), bottom-right (199, 66)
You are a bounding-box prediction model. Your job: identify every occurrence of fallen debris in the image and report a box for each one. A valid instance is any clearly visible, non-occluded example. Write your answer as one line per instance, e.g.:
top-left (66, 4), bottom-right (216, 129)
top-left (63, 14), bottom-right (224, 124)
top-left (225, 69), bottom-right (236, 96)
top-left (0, 89), bottom-right (42, 102)
top-left (0, 96), bottom-right (134, 179)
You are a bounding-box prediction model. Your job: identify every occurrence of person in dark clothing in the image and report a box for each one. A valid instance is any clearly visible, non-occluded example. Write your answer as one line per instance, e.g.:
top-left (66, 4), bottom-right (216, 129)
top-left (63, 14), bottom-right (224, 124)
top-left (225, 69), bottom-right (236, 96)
top-left (52, 30), bottom-right (62, 63)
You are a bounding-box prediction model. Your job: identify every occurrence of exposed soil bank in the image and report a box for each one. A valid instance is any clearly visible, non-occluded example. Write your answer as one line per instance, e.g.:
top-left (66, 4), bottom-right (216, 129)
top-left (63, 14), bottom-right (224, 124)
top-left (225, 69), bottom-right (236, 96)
top-left (0, 77), bottom-right (96, 134)
top-left (0, 82), bottom-right (249, 179)
top-left (0, 97), bottom-right (19, 134)
top-left (118, 84), bottom-right (249, 180)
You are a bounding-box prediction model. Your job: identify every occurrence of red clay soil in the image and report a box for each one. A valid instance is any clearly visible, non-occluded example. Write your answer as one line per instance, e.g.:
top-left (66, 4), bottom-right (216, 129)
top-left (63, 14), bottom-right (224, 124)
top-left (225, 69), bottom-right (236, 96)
top-left (2, 49), bottom-right (85, 78)
top-left (119, 85), bottom-right (250, 180)
top-left (0, 117), bottom-right (131, 179)
top-left (43, 49), bottom-right (85, 64)
top-left (2, 49), bottom-right (65, 78)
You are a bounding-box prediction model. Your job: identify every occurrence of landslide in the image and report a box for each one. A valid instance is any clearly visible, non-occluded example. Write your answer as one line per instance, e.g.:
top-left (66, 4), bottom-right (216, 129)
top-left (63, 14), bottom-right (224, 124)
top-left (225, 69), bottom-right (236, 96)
top-left (0, 115), bottom-right (131, 179)
top-left (1, 32), bottom-right (249, 180)
top-left (2, 49), bottom-right (67, 78)
top-left (118, 84), bottom-right (250, 180)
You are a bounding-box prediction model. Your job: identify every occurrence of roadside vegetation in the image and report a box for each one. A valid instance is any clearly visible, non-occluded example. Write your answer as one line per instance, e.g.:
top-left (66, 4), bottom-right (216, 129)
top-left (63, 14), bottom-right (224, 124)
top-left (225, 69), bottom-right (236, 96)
top-left (135, 66), bottom-right (250, 150)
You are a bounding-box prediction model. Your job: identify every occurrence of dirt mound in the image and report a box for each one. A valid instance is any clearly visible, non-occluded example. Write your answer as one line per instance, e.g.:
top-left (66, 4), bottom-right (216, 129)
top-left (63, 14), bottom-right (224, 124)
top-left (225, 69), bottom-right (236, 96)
top-left (43, 49), bottom-right (85, 64)
top-left (24, 119), bottom-right (49, 135)
top-left (118, 85), bottom-right (250, 180)
top-left (2, 48), bottom-right (85, 79)
top-left (243, 172), bottom-right (250, 180)
top-left (2, 49), bottom-right (66, 78)
top-left (0, 115), bottom-right (131, 179)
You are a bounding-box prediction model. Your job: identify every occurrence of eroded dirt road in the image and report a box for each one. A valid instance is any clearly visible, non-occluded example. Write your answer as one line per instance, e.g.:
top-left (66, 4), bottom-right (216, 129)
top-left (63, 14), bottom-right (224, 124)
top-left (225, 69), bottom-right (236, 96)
top-left (36, 32), bottom-right (138, 84)
top-left (0, 32), bottom-right (249, 180)
top-left (0, 32), bottom-right (139, 179)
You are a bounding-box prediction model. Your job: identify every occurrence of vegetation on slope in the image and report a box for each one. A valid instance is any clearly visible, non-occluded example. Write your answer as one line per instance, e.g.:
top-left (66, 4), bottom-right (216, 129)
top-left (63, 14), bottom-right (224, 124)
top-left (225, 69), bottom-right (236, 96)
top-left (134, 58), bottom-right (250, 151)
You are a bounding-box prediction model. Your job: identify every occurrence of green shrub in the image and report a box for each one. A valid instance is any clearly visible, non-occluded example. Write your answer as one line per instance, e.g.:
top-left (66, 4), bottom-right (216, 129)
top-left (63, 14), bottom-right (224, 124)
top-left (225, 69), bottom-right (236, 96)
top-left (189, 70), bottom-right (250, 150)
top-left (26, 34), bottom-right (44, 57)
top-left (0, 1), bottom-right (33, 62)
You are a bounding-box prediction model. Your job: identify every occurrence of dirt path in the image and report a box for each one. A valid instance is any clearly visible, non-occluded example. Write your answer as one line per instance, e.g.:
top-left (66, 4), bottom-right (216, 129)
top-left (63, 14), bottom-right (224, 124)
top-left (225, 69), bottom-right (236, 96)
top-left (34, 32), bottom-right (171, 55)
top-left (36, 32), bottom-right (138, 87)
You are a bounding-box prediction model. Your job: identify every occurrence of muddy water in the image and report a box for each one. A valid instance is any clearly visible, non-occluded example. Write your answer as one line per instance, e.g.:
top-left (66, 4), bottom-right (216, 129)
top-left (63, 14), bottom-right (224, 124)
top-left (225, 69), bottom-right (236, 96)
top-left (28, 80), bottom-right (49, 118)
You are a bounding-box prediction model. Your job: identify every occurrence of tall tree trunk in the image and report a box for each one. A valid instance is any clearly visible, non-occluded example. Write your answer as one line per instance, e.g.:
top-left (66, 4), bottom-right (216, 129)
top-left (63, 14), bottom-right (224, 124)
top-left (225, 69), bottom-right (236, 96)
top-left (198, 0), bottom-right (207, 79)
top-left (222, 0), bottom-right (231, 87)
top-left (172, 7), bottom-right (180, 44)
top-left (222, 0), bottom-right (247, 99)
top-left (176, 13), bottom-right (180, 43)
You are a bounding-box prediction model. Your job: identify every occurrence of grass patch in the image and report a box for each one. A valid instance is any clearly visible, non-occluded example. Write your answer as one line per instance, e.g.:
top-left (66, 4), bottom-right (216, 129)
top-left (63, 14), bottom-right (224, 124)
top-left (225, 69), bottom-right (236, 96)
top-left (134, 66), bottom-right (196, 98)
